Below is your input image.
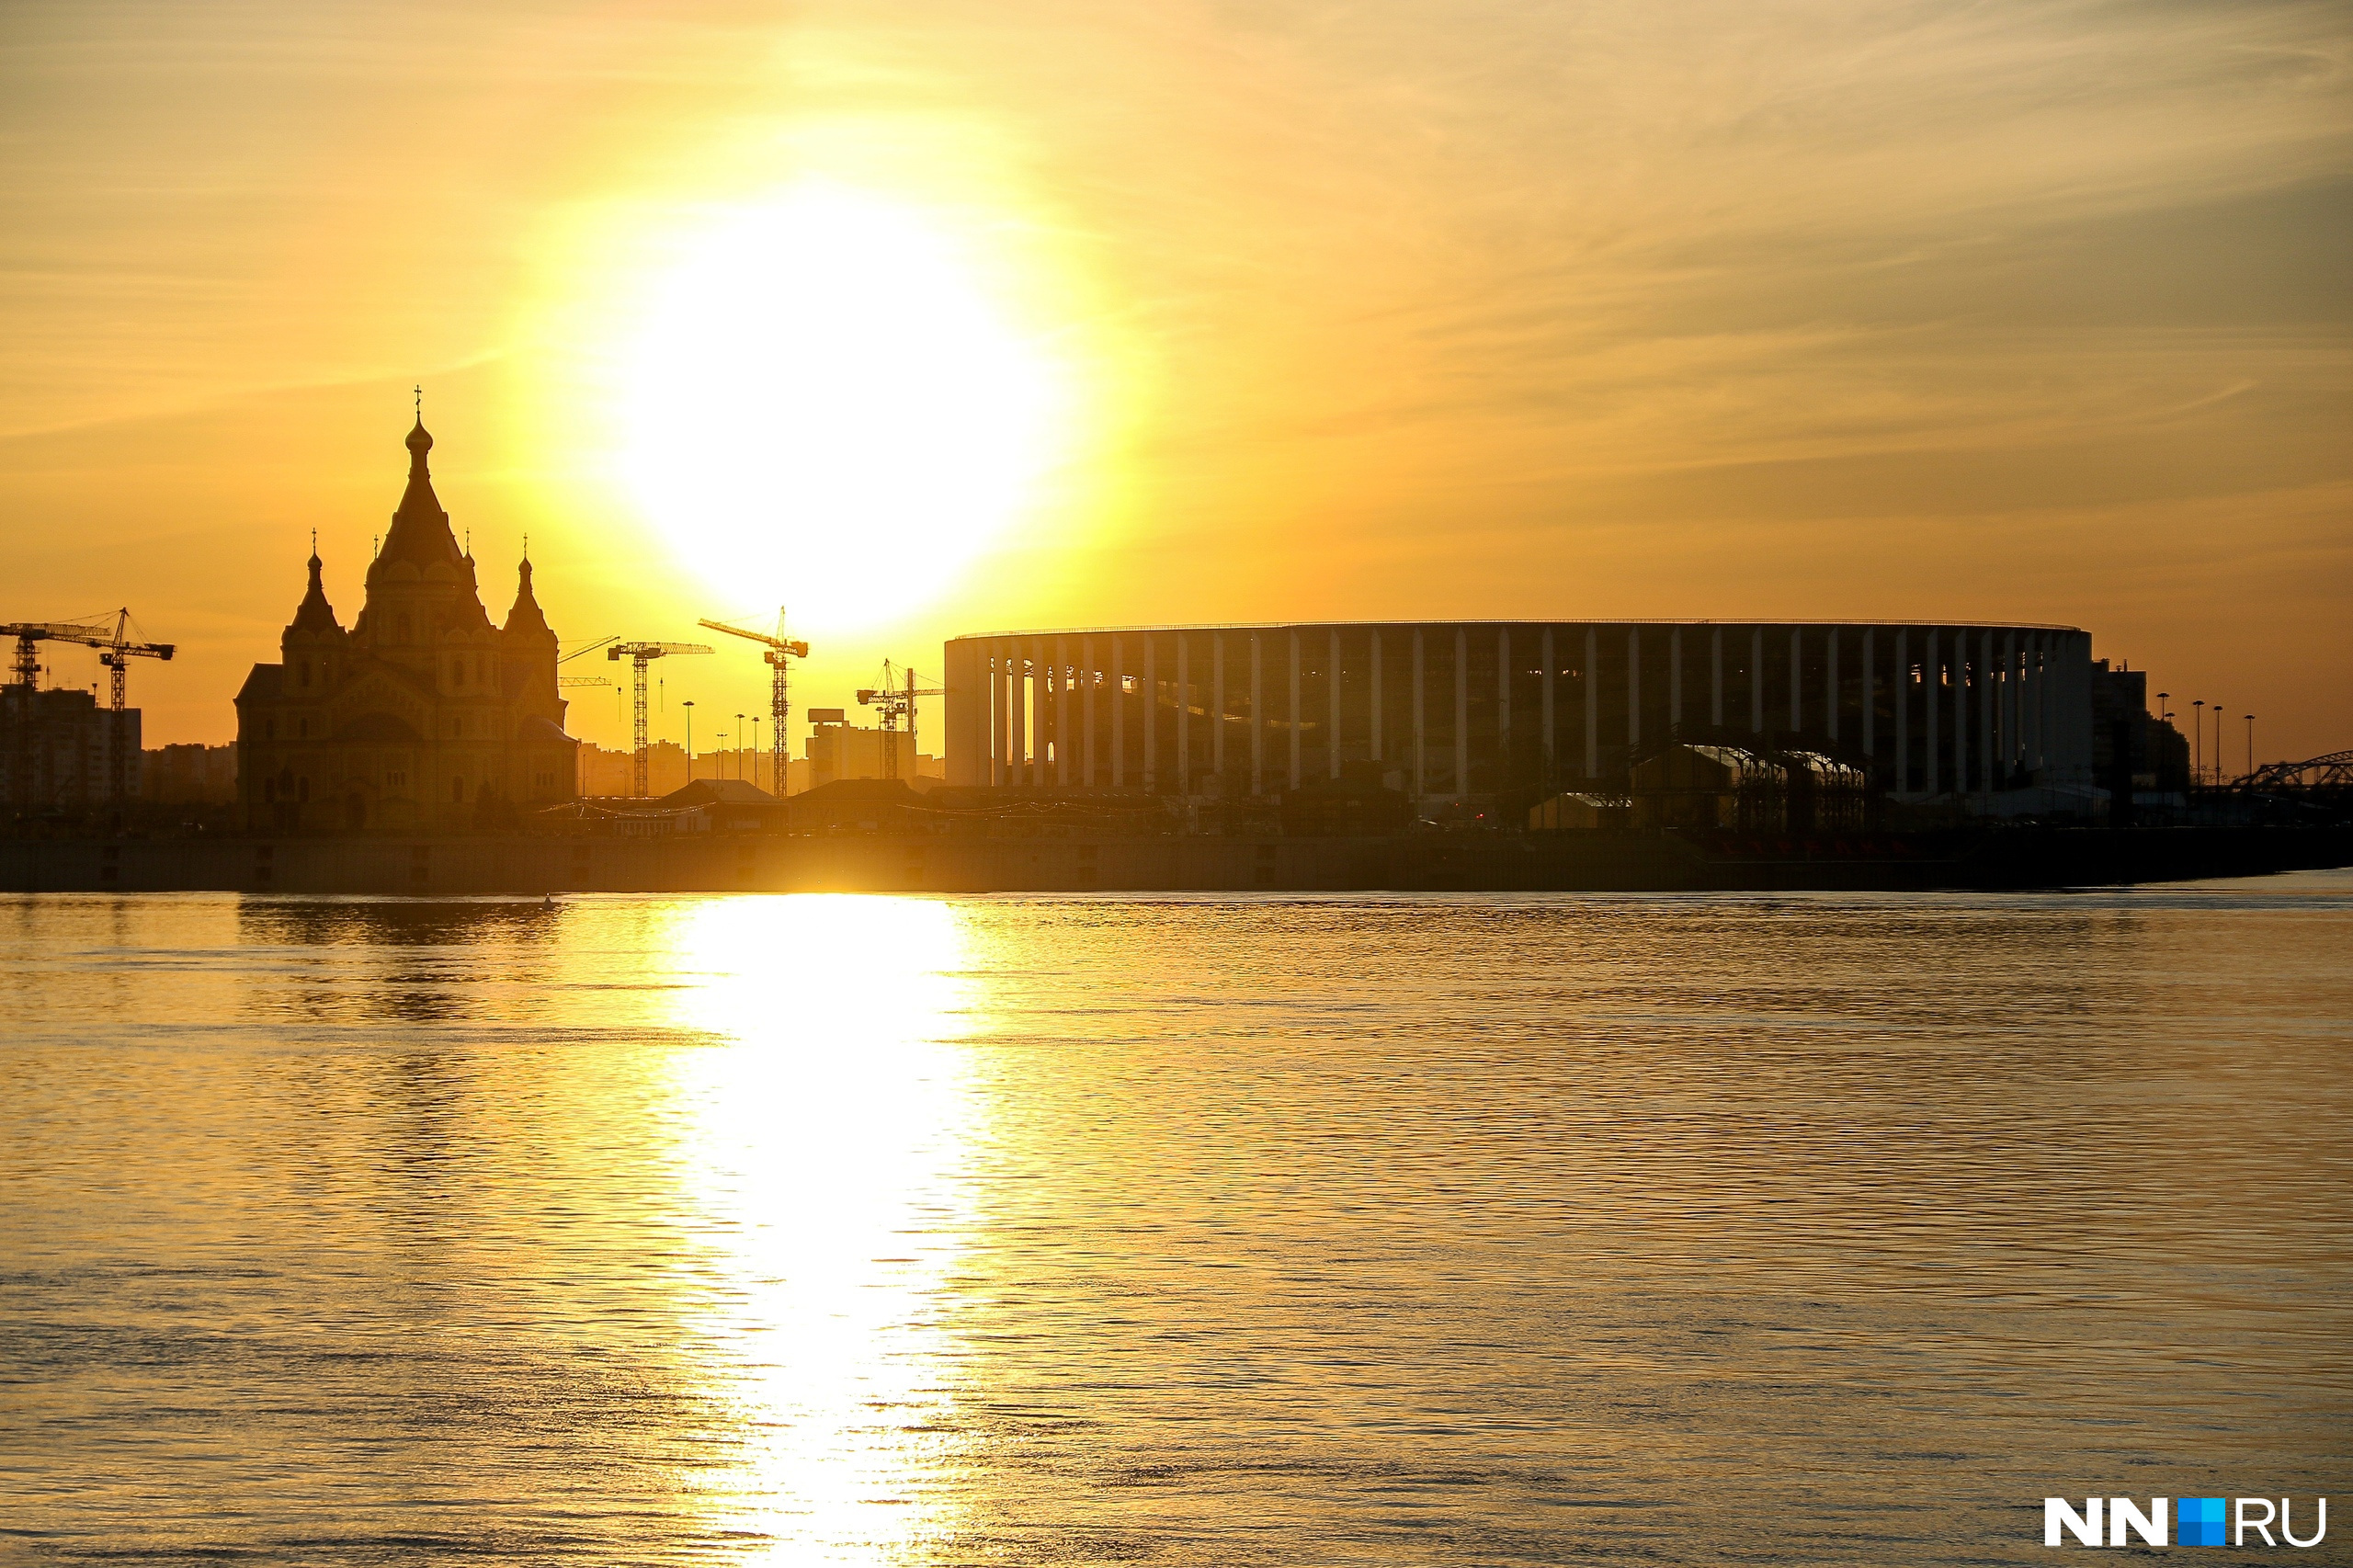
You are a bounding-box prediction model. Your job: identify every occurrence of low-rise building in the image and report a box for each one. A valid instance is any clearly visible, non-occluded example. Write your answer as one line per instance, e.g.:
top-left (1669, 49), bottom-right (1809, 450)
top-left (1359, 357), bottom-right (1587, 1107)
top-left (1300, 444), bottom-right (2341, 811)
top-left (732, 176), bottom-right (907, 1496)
top-left (143, 743), bottom-right (237, 805)
top-left (2, 687), bottom-right (139, 810)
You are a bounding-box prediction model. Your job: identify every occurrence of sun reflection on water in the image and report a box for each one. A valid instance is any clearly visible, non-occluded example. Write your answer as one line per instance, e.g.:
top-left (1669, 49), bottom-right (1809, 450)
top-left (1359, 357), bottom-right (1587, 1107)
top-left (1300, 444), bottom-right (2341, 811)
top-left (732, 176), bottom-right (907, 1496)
top-left (655, 895), bottom-right (981, 1561)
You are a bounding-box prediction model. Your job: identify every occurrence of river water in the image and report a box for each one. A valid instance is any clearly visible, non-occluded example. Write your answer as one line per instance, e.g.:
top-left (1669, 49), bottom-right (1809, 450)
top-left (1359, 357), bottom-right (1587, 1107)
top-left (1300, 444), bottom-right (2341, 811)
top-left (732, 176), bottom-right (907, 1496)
top-left (4, 879), bottom-right (2348, 1564)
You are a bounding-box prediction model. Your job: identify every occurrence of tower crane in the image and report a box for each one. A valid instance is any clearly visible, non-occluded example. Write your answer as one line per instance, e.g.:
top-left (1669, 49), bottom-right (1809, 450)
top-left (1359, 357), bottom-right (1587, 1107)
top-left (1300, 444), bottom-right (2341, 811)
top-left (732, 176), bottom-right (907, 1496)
top-left (558, 675), bottom-right (620, 728)
top-left (856, 660), bottom-right (945, 782)
top-left (557, 676), bottom-right (616, 794)
top-left (699, 611), bottom-right (808, 796)
top-left (95, 610), bottom-right (176, 715)
top-left (3, 609), bottom-right (175, 801)
top-left (6, 610), bottom-right (175, 703)
top-left (607, 642), bottom-right (710, 797)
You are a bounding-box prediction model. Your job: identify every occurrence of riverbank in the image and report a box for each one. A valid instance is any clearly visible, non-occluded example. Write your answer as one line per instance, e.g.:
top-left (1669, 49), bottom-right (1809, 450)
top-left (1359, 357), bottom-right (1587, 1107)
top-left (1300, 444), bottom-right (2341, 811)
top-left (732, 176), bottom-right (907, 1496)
top-left (6, 825), bottom-right (2346, 895)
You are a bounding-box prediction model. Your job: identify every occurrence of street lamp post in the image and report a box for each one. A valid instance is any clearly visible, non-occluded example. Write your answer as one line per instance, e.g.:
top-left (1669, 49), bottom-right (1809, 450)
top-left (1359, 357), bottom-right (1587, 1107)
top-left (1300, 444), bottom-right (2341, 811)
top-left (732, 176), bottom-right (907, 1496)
top-left (2245, 714), bottom-right (2255, 778)
top-left (2192, 700), bottom-right (2204, 783)
top-left (735, 712), bottom-right (745, 779)
top-left (749, 716), bottom-right (762, 788)
top-left (683, 700), bottom-right (695, 783)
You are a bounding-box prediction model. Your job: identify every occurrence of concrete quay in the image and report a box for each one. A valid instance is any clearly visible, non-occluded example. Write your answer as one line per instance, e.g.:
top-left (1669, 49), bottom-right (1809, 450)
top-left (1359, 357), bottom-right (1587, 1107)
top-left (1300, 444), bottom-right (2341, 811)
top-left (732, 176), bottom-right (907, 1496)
top-left (6, 827), bottom-right (2347, 897)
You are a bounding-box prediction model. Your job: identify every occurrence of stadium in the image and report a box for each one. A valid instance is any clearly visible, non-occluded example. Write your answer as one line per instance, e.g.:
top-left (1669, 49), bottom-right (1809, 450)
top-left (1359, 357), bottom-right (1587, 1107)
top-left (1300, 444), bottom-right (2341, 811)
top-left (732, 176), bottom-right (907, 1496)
top-left (941, 620), bottom-right (2096, 804)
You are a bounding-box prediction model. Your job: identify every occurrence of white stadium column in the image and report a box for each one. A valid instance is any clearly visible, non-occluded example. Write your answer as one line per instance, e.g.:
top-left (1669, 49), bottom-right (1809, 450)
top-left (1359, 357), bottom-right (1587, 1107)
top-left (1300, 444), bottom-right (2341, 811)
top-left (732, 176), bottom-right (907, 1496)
top-left (1893, 629), bottom-right (1906, 791)
top-left (1455, 626), bottom-right (1470, 795)
top-left (1627, 627), bottom-right (1641, 749)
top-left (942, 639), bottom-right (967, 785)
top-left (1413, 626), bottom-right (1427, 799)
top-left (2015, 631), bottom-right (2030, 776)
top-left (1250, 631), bottom-right (1265, 796)
top-left (1670, 626), bottom-right (1683, 732)
top-left (949, 637), bottom-right (980, 786)
top-left (1005, 641), bottom-right (1019, 787)
top-left (1370, 629), bottom-right (1384, 763)
top-left (1923, 630), bottom-right (1938, 793)
top-left (1496, 627), bottom-right (1511, 782)
top-left (1952, 631), bottom-right (1968, 797)
top-left (1750, 627), bottom-right (1765, 733)
top-left (1010, 643), bottom-right (1027, 787)
top-left (1026, 641), bottom-right (1040, 788)
top-left (2002, 630), bottom-right (2018, 775)
top-left (1979, 631), bottom-right (1995, 790)
top-left (973, 642), bottom-right (988, 786)
top-left (1110, 634), bottom-right (1124, 787)
top-left (1710, 626), bottom-right (1723, 727)
top-left (1790, 626), bottom-right (1802, 733)
top-left (1861, 628), bottom-right (1875, 759)
top-left (1212, 633), bottom-right (1226, 781)
top-left (2029, 631), bottom-right (2045, 772)
top-left (1029, 638), bottom-right (1044, 788)
top-left (1540, 627), bottom-right (1556, 776)
top-left (1142, 633), bottom-right (1157, 787)
top-left (1583, 626), bottom-right (1598, 777)
top-left (989, 642), bottom-right (1006, 786)
top-left (1826, 629), bottom-right (1839, 744)
top-left (1081, 634), bottom-right (1096, 787)
top-left (1032, 639), bottom-right (1048, 787)
top-left (1328, 628), bottom-right (1342, 778)
top-left (1056, 635), bottom-right (1071, 787)
top-left (1976, 630), bottom-right (1990, 786)
top-left (1289, 628), bottom-right (1302, 791)
top-left (1176, 635), bottom-right (1190, 792)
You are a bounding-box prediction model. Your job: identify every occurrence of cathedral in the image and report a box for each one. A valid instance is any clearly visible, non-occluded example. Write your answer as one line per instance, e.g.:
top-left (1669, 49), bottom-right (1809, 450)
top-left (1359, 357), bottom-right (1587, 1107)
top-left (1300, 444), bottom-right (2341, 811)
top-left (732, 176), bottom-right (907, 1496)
top-left (235, 418), bottom-right (579, 832)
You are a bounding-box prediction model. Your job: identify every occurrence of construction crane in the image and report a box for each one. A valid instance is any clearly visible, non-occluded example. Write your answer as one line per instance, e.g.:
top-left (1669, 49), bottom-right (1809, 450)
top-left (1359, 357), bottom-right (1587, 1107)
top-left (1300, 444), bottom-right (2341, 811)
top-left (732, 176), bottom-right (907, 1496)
top-left (607, 642), bottom-right (710, 797)
top-left (6, 610), bottom-right (174, 701)
top-left (3, 609), bottom-right (175, 801)
top-left (699, 611), bottom-right (808, 796)
top-left (557, 676), bottom-right (615, 794)
top-left (558, 674), bottom-right (620, 730)
top-left (94, 610), bottom-right (175, 714)
top-left (856, 660), bottom-right (945, 782)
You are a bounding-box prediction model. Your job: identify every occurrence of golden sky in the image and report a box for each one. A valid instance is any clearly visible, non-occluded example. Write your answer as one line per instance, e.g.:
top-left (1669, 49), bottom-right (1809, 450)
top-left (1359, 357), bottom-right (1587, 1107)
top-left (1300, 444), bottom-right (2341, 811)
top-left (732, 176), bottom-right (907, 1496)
top-left (3, 0), bottom-right (2347, 756)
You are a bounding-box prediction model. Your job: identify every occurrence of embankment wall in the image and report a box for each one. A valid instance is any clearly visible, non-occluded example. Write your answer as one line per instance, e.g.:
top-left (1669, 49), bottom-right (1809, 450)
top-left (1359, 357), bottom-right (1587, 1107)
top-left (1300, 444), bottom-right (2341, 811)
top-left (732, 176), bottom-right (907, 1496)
top-left (5, 828), bottom-right (2345, 896)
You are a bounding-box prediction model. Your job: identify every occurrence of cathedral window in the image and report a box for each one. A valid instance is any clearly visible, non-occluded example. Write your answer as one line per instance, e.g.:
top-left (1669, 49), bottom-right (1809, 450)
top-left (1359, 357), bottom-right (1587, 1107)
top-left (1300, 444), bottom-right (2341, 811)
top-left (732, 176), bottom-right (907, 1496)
top-left (397, 613), bottom-right (411, 642)
top-left (299, 660), bottom-right (311, 687)
top-left (264, 719), bottom-right (276, 740)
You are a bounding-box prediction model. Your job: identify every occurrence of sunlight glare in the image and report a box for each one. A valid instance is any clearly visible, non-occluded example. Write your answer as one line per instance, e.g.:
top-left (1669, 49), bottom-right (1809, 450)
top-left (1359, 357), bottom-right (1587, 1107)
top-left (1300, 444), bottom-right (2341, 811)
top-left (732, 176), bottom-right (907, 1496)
top-left (658, 894), bottom-right (983, 1559)
top-left (621, 186), bottom-right (1068, 632)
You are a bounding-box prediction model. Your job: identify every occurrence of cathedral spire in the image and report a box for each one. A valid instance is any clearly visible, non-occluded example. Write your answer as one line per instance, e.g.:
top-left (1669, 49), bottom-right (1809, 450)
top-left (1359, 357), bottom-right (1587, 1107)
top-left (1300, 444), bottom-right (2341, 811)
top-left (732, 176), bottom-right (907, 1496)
top-left (288, 539), bottom-right (342, 634)
top-left (503, 551), bottom-right (553, 640)
top-left (375, 414), bottom-right (460, 572)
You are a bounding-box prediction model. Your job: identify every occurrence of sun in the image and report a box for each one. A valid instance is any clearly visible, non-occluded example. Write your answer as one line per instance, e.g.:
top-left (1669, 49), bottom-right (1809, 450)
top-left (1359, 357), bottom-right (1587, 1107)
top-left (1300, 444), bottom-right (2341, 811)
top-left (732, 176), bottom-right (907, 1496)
top-left (619, 184), bottom-right (1068, 631)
